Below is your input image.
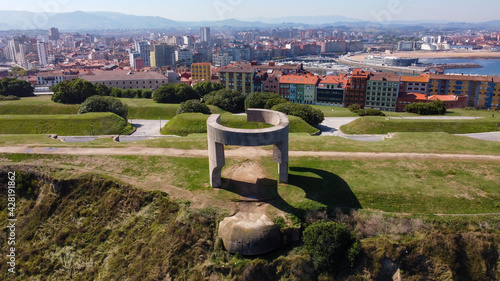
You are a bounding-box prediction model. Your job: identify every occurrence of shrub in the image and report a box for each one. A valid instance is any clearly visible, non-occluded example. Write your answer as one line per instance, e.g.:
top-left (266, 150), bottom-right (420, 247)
top-left (78, 96), bottom-right (129, 119)
top-left (348, 104), bottom-right (361, 112)
top-left (271, 102), bottom-right (324, 125)
top-left (111, 87), bottom-right (122, 98)
top-left (356, 109), bottom-right (385, 116)
top-left (204, 89), bottom-right (245, 113)
top-left (95, 83), bottom-right (111, 96)
top-left (142, 90), bottom-right (153, 99)
top-left (176, 100), bottom-right (211, 115)
top-left (193, 81), bottom-right (224, 97)
top-left (0, 95), bottom-right (21, 101)
top-left (406, 100), bottom-right (447, 115)
top-left (302, 221), bottom-right (360, 273)
top-left (245, 92), bottom-right (286, 110)
top-left (51, 78), bottom-right (97, 104)
top-left (122, 89), bottom-right (135, 98)
top-left (0, 77), bottom-right (34, 97)
top-left (153, 84), bottom-right (199, 104)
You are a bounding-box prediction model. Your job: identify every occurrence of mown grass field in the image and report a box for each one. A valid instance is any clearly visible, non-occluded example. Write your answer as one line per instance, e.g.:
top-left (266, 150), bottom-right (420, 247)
top-left (0, 113), bottom-right (133, 135)
top-left (161, 113), bottom-right (319, 136)
top-left (341, 116), bottom-right (500, 134)
top-left (0, 131), bottom-right (499, 155)
top-left (2, 154), bottom-right (499, 215)
top-left (0, 96), bottom-right (229, 120)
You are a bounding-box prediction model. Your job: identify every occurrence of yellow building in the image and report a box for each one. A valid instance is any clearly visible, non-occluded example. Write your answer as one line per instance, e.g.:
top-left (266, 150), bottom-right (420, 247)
top-left (191, 63), bottom-right (212, 82)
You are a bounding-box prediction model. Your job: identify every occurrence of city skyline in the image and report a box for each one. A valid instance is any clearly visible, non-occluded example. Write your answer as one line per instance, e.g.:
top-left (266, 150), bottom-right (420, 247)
top-left (1, 0), bottom-right (500, 23)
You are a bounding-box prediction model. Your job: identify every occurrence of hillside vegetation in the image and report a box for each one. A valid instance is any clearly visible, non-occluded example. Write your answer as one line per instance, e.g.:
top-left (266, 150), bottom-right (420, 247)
top-left (0, 168), bottom-right (498, 280)
top-left (0, 113), bottom-right (133, 135)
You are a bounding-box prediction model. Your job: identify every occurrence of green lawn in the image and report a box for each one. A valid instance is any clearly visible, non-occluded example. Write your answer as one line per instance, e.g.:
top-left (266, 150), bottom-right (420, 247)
top-left (289, 132), bottom-right (500, 155)
top-left (2, 153), bottom-right (499, 215)
top-left (0, 95), bottom-right (79, 114)
top-left (341, 116), bottom-right (500, 134)
top-left (0, 113), bottom-right (133, 135)
top-left (162, 113), bottom-right (319, 136)
top-left (274, 157), bottom-right (500, 215)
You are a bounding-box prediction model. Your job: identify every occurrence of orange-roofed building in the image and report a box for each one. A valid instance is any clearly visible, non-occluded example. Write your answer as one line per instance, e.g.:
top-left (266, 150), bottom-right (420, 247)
top-left (397, 93), bottom-right (467, 112)
top-left (317, 75), bottom-right (348, 107)
top-left (400, 75), bottom-right (429, 95)
top-left (279, 74), bottom-right (320, 104)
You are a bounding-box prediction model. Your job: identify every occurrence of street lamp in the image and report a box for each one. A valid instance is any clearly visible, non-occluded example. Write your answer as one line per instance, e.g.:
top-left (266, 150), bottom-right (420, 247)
top-left (35, 124), bottom-right (38, 134)
top-left (159, 117), bottom-right (162, 131)
top-left (91, 123), bottom-right (94, 136)
top-left (438, 124), bottom-right (441, 132)
top-left (382, 123), bottom-right (385, 134)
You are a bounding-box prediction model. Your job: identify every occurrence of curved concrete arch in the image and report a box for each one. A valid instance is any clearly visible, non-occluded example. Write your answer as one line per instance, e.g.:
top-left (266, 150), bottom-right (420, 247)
top-left (207, 109), bottom-right (289, 188)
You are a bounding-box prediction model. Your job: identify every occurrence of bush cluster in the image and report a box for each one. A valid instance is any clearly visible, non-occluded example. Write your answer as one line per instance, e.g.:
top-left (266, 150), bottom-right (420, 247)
top-left (245, 92), bottom-right (286, 110)
top-left (51, 78), bottom-right (97, 104)
top-left (0, 77), bottom-right (34, 97)
top-left (302, 221), bottom-right (361, 273)
top-left (406, 100), bottom-right (447, 115)
top-left (176, 99), bottom-right (211, 115)
top-left (204, 89), bottom-right (245, 113)
top-left (0, 95), bottom-right (21, 101)
top-left (271, 102), bottom-right (324, 125)
top-left (153, 84), bottom-right (199, 104)
top-left (193, 81), bottom-right (224, 97)
top-left (78, 96), bottom-right (129, 119)
top-left (355, 109), bottom-right (385, 116)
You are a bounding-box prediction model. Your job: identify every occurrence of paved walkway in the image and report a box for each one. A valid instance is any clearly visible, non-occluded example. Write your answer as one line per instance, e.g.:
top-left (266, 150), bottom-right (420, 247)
top-left (318, 116), bottom-right (500, 142)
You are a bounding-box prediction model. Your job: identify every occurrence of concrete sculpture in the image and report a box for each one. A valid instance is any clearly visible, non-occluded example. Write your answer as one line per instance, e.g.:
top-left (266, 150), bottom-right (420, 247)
top-left (207, 109), bottom-right (289, 188)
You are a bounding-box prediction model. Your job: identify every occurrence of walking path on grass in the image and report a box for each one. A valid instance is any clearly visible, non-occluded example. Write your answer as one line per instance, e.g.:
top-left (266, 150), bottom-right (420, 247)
top-left (1, 146), bottom-right (500, 161)
top-left (318, 117), bottom-right (500, 142)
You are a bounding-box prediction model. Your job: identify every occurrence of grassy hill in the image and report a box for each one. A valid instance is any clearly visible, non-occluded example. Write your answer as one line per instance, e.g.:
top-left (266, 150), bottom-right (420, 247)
top-left (0, 113), bottom-right (133, 135)
top-left (341, 116), bottom-right (500, 134)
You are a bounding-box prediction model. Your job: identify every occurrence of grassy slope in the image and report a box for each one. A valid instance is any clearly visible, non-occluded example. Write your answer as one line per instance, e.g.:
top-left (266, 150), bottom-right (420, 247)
top-left (0, 113), bottom-right (133, 135)
top-left (0, 168), bottom-right (498, 280)
top-left (289, 132), bottom-right (500, 155)
top-left (0, 96), bottom-right (228, 120)
top-left (162, 113), bottom-right (318, 136)
top-left (2, 154), bottom-right (499, 215)
top-left (341, 116), bottom-right (500, 134)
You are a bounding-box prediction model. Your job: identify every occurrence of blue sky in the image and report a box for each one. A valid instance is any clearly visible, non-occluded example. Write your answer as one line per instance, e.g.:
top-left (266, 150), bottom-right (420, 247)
top-left (2, 0), bottom-right (499, 22)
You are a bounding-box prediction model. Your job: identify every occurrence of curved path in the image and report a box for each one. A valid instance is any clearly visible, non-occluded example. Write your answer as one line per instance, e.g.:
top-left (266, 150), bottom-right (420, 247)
top-left (318, 117), bottom-right (500, 142)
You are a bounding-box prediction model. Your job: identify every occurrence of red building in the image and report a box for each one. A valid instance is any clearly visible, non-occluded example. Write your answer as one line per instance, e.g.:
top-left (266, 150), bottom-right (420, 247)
top-left (345, 68), bottom-right (370, 108)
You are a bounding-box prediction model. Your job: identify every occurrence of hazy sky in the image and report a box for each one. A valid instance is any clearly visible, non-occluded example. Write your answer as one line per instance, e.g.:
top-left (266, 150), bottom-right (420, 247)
top-left (2, 0), bottom-right (499, 22)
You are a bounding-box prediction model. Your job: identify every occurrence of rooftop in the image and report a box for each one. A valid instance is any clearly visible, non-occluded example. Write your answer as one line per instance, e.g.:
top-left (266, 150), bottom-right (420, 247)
top-left (80, 70), bottom-right (168, 82)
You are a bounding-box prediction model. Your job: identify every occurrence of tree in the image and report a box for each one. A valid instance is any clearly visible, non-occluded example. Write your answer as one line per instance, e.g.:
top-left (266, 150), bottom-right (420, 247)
top-left (193, 81), bottom-right (224, 97)
top-left (0, 77), bottom-right (34, 97)
top-left (9, 66), bottom-right (27, 76)
top-left (204, 89), bottom-right (245, 113)
top-left (111, 87), bottom-right (122, 98)
top-left (302, 221), bottom-right (360, 273)
top-left (153, 84), bottom-right (200, 104)
top-left (51, 78), bottom-right (97, 104)
top-left (406, 100), bottom-right (447, 115)
top-left (245, 92), bottom-right (286, 110)
top-left (78, 96), bottom-right (129, 119)
top-left (271, 102), bottom-right (324, 125)
top-left (95, 83), bottom-right (111, 96)
top-left (176, 99), bottom-right (211, 115)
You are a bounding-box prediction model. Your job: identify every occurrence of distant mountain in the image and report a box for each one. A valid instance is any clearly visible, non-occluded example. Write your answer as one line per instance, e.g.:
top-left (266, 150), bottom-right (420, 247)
top-left (248, 15), bottom-right (360, 25)
top-left (0, 10), bottom-right (498, 31)
top-left (0, 10), bottom-right (180, 31)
